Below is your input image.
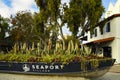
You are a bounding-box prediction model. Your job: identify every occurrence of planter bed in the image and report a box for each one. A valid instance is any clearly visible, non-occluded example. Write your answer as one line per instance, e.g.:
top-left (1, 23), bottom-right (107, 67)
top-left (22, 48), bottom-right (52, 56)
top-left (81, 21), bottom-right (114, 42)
top-left (0, 59), bottom-right (115, 78)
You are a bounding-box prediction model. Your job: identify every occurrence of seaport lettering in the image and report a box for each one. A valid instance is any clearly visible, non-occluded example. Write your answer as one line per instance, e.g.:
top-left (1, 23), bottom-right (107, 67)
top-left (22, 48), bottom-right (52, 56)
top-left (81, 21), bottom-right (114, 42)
top-left (32, 64), bottom-right (64, 71)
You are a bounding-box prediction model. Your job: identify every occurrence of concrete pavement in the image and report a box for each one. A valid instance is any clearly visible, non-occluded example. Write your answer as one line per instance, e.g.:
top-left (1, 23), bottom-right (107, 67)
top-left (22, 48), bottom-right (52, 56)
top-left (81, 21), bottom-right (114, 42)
top-left (109, 64), bottom-right (120, 73)
top-left (94, 64), bottom-right (120, 80)
top-left (93, 72), bottom-right (120, 80)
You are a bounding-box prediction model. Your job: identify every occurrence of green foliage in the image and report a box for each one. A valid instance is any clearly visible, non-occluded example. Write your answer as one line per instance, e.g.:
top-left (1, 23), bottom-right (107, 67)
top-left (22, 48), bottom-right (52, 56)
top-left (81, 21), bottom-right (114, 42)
top-left (10, 11), bottom-right (35, 43)
top-left (90, 59), bottom-right (99, 69)
top-left (0, 0), bottom-right (108, 71)
top-left (0, 15), bottom-right (9, 40)
top-left (34, 0), bottom-right (62, 46)
top-left (0, 41), bottom-right (114, 72)
top-left (0, 41), bottom-right (110, 63)
top-left (34, 0), bottom-right (105, 48)
top-left (0, 0), bottom-right (105, 53)
top-left (64, 0), bottom-right (104, 38)
top-left (81, 45), bottom-right (92, 57)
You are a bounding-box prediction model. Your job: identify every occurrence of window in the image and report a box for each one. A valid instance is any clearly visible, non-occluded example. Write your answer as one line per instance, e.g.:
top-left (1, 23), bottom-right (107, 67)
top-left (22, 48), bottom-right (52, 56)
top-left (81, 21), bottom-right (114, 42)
top-left (100, 28), bottom-right (104, 35)
top-left (106, 22), bottom-right (110, 32)
top-left (103, 46), bottom-right (112, 57)
top-left (95, 29), bottom-right (97, 37)
top-left (90, 29), bottom-right (97, 38)
top-left (90, 32), bottom-right (94, 38)
top-left (90, 33), bottom-right (92, 38)
top-left (101, 31), bottom-right (103, 35)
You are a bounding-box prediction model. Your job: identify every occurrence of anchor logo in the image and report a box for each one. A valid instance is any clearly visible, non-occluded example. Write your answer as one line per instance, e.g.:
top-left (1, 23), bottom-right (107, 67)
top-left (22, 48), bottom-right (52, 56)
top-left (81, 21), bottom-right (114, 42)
top-left (22, 64), bottom-right (30, 72)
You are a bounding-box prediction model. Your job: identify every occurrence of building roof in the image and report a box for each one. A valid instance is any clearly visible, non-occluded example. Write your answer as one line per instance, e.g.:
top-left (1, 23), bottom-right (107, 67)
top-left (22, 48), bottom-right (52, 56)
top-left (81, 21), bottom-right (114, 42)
top-left (104, 14), bottom-right (120, 21)
top-left (83, 37), bottom-right (115, 44)
top-left (87, 14), bottom-right (120, 31)
top-left (97, 14), bottom-right (120, 27)
top-left (93, 37), bottom-right (115, 43)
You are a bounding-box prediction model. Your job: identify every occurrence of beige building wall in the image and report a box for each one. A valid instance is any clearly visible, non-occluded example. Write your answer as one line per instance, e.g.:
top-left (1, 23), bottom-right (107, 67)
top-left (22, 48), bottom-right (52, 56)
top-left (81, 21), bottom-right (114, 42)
top-left (85, 0), bottom-right (120, 64)
top-left (87, 17), bottom-right (118, 43)
top-left (115, 17), bottom-right (120, 63)
top-left (86, 16), bottom-right (120, 64)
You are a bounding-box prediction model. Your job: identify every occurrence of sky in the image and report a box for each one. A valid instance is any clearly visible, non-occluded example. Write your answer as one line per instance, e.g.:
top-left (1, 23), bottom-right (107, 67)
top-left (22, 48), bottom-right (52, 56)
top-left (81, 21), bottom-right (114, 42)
top-left (0, 0), bottom-right (117, 18)
top-left (102, 0), bottom-right (117, 11)
top-left (0, 0), bottom-right (39, 18)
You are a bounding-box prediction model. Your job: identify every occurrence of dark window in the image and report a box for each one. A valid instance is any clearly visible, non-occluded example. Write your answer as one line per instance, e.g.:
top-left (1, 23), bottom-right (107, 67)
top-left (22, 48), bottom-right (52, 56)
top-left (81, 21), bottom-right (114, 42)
top-left (90, 34), bottom-right (92, 38)
top-left (101, 31), bottom-right (103, 35)
top-left (95, 29), bottom-right (97, 37)
top-left (90, 29), bottom-right (97, 38)
top-left (103, 47), bottom-right (112, 57)
top-left (106, 22), bottom-right (110, 32)
top-left (100, 28), bottom-right (103, 35)
top-left (90, 32), bottom-right (94, 38)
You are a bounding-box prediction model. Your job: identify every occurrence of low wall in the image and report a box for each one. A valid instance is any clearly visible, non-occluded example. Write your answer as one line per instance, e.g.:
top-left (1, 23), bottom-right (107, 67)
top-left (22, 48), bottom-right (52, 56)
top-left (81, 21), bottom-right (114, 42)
top-left (0, 73), bottom-right (89, 80)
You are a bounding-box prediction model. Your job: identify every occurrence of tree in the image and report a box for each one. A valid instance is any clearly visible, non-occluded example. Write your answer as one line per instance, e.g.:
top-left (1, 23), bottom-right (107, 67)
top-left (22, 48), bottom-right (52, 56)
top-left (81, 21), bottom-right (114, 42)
top-left (34, 0), bottom-right (104, 45)
top-left (33, 12), bottom-right (50, 45)
top-left (0, 15), bottom-right (9, 41)
top-left (34, 0), bottom-right (64, 47)
top-left (64, 0), bottom-right (104, 39)
top-left (10, 11), bottom-right (35, 43)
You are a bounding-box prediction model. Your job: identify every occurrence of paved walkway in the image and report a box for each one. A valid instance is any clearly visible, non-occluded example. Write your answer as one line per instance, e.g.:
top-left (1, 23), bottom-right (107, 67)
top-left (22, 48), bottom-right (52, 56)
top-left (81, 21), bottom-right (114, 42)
top-left (109, 64), bottom-right (120, 73)
top-left (93, 72), bottom-right (120, 80)
top-left (94, 64), bottom-right (120, 80)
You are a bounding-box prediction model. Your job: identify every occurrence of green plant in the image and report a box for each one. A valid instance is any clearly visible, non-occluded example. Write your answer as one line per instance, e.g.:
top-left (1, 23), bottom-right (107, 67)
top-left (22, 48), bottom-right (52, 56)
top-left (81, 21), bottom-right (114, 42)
top-left (90, 59), bottom-right (99, 69)
top-left (0, 40), bottom-right (114, 72)
top-left (81, 45), bottom-right (92, 57)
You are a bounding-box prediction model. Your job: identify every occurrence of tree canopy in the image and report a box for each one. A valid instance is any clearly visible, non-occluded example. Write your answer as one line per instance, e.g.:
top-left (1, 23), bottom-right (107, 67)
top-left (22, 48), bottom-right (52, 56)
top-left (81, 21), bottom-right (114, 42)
top-left (64, 0), bottom-right (104, 38)
top-left (10, 11), bottom-right (35, 43)
top-left (1, 0), bottom-right (105, 46)
top-left (34, 0), bottom-right (62, 46)
top-left (34, 0), bottom-right (104, 43)
top-left (0, 15), bottom-right (9, 41)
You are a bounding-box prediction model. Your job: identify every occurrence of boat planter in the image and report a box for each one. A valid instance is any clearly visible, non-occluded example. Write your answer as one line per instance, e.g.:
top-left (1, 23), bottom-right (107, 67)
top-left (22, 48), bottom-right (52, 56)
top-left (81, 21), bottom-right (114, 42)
top-left (0, 43), bottom-right (116, 78)
top-left (0, 59), bottom-right (115, 78)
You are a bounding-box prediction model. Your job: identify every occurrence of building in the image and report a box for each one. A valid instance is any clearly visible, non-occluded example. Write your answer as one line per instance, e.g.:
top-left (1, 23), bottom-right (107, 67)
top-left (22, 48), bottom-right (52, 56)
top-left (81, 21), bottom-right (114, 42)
top-left (105, 0), bottom-right (120, 18)
top-left (85, 0), bottom-right (120, 64)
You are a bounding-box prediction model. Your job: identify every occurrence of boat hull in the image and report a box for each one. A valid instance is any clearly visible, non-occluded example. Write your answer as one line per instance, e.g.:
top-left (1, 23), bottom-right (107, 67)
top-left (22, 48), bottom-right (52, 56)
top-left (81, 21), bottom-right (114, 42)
top-left (0, 59), bottom-right (115, 78)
